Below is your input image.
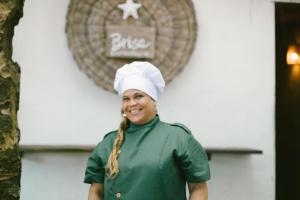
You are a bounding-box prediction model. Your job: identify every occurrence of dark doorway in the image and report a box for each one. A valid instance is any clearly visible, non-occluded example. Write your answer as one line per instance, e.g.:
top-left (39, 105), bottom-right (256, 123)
top-left (276, 3), bottom-right (300, 200)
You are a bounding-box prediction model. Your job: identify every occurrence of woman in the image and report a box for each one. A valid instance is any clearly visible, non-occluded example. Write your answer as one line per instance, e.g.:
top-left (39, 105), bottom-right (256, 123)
top-left (84, 61), bottom-right (210, 200)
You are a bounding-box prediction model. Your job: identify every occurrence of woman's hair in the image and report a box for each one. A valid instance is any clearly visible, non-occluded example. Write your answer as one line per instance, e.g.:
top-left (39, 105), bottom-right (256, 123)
top-left (105, 113), bottom-right (128, 179)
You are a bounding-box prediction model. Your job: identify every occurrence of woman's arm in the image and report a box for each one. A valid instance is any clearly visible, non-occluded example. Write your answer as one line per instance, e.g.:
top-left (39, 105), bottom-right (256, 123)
top-left (88, 183), bottom-right (104, 200)
top-left (188, 182), bottom-right (208, 200)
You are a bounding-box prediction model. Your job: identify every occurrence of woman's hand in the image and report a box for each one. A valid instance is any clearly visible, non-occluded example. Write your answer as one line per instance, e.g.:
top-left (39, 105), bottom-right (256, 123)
top-left (188, 182), bottom-right (208, 200)
top-left (88, 183), bottom-right (104, 200)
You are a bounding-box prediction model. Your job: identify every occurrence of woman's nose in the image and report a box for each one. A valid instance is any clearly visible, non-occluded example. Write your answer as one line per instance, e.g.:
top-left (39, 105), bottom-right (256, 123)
top-left (128, 98), bottom-right (137, 105)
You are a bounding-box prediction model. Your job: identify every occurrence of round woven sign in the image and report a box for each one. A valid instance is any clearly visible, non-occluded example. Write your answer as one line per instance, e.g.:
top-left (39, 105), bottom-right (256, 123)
top-left (66, 0), bottom-right (197, 92)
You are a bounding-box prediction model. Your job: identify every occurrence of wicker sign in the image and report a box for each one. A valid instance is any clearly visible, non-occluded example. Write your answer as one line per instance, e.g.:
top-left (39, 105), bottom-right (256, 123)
top-left (66, 0), bottom-right (197, 92)
top-left (106, 25), bottom-right (155, 59)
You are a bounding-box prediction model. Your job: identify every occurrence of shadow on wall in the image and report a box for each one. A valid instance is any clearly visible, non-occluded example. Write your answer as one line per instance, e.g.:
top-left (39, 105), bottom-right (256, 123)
top-left (208, 155), bottom-right (260, 200)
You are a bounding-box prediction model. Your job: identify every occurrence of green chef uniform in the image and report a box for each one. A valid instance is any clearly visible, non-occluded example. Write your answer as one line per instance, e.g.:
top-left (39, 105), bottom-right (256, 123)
top-left (84, 116), bottom-right (210, 200)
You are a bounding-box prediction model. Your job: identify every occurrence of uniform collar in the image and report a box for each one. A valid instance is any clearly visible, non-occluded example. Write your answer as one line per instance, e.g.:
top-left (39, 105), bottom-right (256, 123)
top-left (126, 115), bottom-right (160, 133)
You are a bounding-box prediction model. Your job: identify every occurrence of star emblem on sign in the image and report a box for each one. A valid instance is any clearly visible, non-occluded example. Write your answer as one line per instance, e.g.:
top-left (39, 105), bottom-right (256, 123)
top-left (117, 0), bottom-right (142, 20)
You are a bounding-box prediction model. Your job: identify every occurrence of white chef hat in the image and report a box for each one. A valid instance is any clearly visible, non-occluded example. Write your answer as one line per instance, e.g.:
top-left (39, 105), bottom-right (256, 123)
top-left (114, 61), bottom-right (165, 101)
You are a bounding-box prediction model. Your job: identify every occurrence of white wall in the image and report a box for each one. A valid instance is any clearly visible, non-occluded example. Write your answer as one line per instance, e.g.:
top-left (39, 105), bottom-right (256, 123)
top-left (13, 0), bottom-right (275, 199)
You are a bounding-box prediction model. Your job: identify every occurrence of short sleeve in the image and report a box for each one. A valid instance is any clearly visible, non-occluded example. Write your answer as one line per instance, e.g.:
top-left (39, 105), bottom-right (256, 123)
top-left (84, 143), bottom-right (105, 184)
top-left (175, 133), bottom-right (210, 183)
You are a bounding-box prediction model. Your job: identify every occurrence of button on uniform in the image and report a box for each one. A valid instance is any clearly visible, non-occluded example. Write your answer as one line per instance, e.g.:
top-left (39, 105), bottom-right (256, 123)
top-left (116, 192), bottom-right (121, 198)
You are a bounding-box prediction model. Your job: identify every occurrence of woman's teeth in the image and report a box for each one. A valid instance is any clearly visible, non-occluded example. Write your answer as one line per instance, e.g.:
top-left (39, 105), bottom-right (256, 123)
top-left (130, 109), bottom-right (141, 114)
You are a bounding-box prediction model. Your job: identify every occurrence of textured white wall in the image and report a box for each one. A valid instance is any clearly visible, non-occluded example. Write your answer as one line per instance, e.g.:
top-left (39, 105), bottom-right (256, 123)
top-left (13, 0), bottom-right (275, 199)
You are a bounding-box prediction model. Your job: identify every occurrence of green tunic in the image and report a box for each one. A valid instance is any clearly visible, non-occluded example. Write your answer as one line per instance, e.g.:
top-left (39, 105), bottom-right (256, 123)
top-left (84, 116), bottom-right (210, 200)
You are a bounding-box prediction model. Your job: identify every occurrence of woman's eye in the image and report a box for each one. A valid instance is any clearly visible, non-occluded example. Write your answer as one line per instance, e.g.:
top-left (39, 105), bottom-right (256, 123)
top-left (122, 97), bottom-right (129, 102)
top-left (135, 94), bottom-right (144, 99)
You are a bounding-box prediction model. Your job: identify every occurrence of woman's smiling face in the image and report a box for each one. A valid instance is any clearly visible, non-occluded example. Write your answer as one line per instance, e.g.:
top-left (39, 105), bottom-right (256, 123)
top-left (122, 89), bottom-right (156, 125)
